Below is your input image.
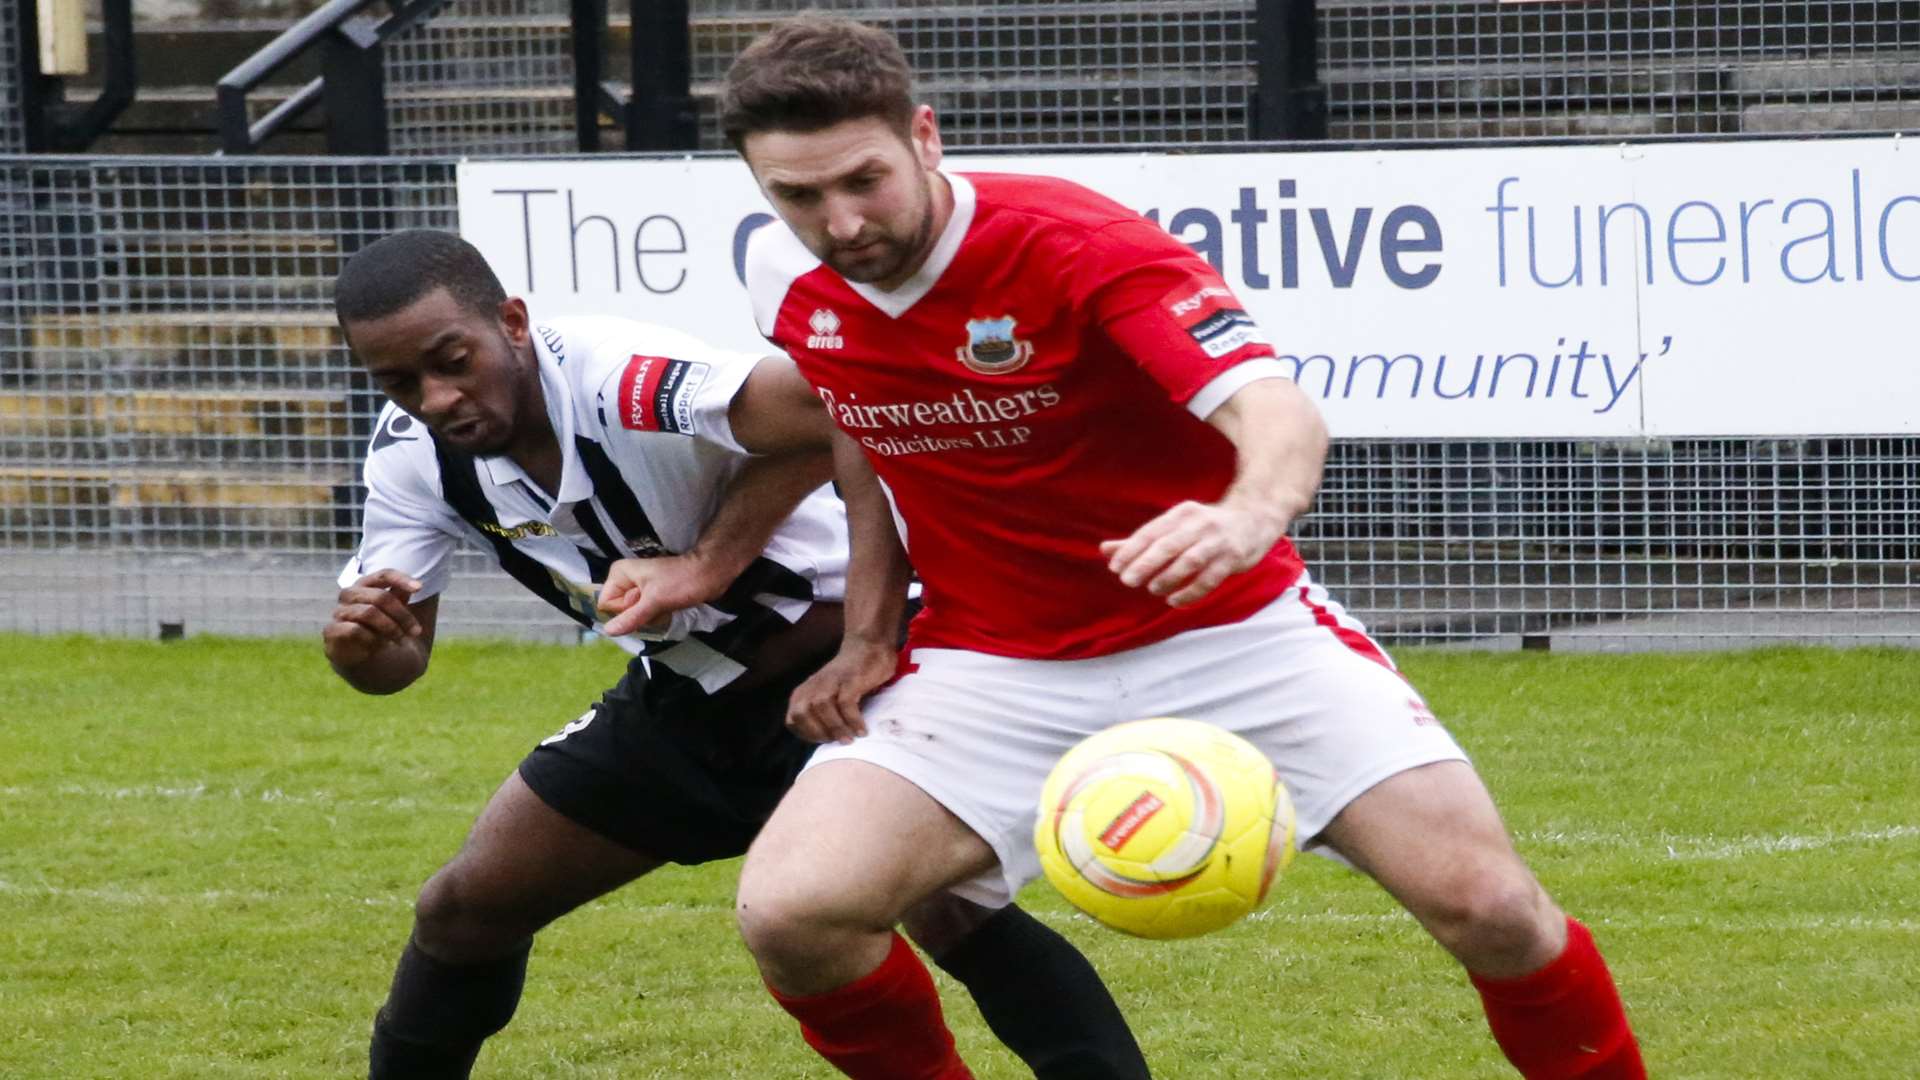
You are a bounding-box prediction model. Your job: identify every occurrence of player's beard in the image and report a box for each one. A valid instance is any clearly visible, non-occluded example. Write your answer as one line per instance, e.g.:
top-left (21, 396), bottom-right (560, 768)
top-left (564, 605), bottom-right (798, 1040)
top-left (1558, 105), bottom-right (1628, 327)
top-left (826, 192), bottom-right (936, 288)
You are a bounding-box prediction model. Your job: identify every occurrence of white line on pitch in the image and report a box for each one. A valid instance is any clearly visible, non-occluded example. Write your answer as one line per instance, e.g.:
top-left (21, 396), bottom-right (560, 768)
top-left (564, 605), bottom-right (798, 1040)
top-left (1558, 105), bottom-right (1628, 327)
top-left (0, 782), bottom-right (468, 813)
top-left (8, 785), bottom-right (1919, 864)
top-left (3, 881), bottom-right (1915, 935)
top-left (1517, 824), bottom-right (1920, 860)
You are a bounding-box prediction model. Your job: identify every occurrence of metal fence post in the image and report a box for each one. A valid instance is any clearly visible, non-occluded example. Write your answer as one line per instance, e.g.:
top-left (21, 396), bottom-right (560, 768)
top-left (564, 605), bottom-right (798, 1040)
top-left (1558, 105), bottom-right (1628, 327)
top-left (628, 0), bottom-right (695, 151)
top-left (571, 0), bottom-right (607, 151)
top-left (14, 0), bottom-right (50, 151)
top-left (321, 19), bottom-right (389, 155)
top-left (1252, 0), bottom-right (1326, 140)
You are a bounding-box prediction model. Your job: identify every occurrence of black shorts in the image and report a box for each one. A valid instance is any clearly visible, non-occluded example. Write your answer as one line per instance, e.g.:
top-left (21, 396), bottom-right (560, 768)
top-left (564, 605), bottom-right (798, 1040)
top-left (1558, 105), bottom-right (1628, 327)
top-left (517, 603), bottom-right (842, 866)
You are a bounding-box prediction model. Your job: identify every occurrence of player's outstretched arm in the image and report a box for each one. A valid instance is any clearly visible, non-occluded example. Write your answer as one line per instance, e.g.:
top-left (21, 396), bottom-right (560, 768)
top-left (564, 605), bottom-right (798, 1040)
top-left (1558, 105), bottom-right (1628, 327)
top-left (322, 569), bottom-right (439, 694)
top-left (599, 444), bottom-right (834, 636)
top-left (785, 429), bottom-right (913, 745)
top-left (1102, 377), bottom-right (1328, 606)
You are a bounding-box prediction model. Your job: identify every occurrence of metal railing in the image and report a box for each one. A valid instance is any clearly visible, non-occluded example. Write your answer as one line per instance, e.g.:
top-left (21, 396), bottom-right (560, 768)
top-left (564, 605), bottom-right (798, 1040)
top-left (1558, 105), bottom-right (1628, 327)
top-left (205, 2), bottom-right (1920, 160)
top-left (217, 0), bottom-right (457, 155)
top-left (216, 0), bottom-right (690, 156)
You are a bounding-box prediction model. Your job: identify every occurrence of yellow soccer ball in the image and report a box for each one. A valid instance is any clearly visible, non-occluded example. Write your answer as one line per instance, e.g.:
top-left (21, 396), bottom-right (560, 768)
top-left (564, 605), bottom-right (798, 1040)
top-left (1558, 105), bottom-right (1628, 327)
top-left (1034, 717), bottom-right (1295, 939)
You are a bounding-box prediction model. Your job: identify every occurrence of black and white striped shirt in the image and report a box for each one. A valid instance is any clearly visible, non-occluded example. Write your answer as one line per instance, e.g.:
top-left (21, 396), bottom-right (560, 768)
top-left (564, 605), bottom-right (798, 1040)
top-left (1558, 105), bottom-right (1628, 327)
top-left (340, 315), bottom-right (849, 692)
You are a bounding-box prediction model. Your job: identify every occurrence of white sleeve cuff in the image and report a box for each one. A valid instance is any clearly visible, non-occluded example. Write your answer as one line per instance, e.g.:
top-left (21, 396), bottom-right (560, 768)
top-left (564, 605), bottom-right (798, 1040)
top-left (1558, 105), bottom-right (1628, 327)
top-left (1185, 358), bottom-right (1296, 421)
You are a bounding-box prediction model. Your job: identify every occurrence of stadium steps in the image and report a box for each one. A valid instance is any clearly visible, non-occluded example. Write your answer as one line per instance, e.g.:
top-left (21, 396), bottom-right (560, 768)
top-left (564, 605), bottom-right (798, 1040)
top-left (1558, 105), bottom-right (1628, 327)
top-left (109, 233), bottom-right (341, 282)
top-left (0, 388), bottom-right (347, 443)
top-left (69, 14), bottom-right (636, 154)
top-left (25, 311), bottom-right (339, 374)
top-left (0, 461), bottom-right (352, 545)
top-left (62, 6), bottom-right (1920, 152)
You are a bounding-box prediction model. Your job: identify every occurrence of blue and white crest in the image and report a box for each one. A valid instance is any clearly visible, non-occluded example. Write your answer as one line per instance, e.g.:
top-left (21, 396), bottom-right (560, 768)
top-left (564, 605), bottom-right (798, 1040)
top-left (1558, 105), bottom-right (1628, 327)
top-left (955, 315), bottom-right (1034, 375)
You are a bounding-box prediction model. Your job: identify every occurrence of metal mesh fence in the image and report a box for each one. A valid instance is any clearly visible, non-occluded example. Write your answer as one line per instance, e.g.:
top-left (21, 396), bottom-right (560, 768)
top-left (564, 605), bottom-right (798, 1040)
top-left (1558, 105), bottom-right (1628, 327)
top-left (366, 1), bottom-right (1920, 157)
top-left (689, 0), bottom-right (1258, 150)
top-left (2, 157), bottom-right (1914, 646)
top-left (383, 0), bottom-right (580, 155)
top-left (6, 2), bottom-right (1920, 645)
top-left (1322, 0), bottom-right (1920, 141)
top-left (0, 157), bottom-right (573, 642)
top-left (1301, 437), bottom-right (1920, 646)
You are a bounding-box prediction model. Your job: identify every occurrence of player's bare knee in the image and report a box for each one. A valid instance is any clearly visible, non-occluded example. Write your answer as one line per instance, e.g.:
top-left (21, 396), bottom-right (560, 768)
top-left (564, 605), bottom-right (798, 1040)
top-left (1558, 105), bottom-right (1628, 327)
top-left (1417, 864), bottom-right (1560, 970)
top-left (412, 862), bottom-right (530, 960)
top-left (412, 866), bottom-right (482, 944)
top-left (736, 872), bottom-right (888, 969)
top-left (735, 897), bottom-right (844, 976)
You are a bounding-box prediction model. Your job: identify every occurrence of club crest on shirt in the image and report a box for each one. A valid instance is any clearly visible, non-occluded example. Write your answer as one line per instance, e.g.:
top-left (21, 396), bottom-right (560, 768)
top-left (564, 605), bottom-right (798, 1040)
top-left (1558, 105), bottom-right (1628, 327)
top-left (955, 316), bottom-right (1034, 375)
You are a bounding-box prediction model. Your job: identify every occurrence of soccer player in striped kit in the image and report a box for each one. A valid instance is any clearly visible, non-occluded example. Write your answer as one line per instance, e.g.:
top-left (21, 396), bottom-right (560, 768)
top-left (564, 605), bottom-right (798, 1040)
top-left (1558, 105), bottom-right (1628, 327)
top-left (724, 14), bottom-right (1645, 1079)
top-left (323, 229), bottom-right (1150, 1078)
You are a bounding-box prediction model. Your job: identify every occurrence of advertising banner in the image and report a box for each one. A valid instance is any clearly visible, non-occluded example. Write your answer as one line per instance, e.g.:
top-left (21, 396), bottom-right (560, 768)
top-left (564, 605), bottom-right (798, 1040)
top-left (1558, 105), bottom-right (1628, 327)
top-left (459, 137), bottom-right (1919, 437)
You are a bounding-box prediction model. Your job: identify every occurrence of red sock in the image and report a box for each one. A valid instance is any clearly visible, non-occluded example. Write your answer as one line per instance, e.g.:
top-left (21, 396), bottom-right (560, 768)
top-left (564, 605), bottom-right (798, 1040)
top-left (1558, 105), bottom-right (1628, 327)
top-left (1470, 917), bottom-right (1645, 1079)
top-left (767, 932), bottom-right (973, 1080)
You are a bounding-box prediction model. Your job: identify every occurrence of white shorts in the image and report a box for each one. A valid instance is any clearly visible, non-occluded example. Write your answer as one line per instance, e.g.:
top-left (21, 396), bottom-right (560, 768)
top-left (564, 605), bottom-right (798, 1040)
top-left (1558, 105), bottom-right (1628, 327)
top-left (803, 572), bottom-right (1469, 906)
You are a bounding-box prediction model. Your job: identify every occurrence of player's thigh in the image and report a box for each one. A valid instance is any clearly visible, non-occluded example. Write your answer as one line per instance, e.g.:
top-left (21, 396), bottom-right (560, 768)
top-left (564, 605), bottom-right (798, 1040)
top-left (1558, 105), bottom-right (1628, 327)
top-left (1316, 759), bottom-right (1522, 894)
top-left (740, 759), bottom-right (997, 928)
top-left (426, 770), bottom-right (664, 933)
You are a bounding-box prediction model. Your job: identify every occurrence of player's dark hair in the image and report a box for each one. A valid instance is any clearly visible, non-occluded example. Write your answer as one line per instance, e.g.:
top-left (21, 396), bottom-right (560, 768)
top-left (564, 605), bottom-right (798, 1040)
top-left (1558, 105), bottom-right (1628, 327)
top-left (334, 229), bottom-right (507, 327)
top-left (719, 12), bottom-right (916, 152)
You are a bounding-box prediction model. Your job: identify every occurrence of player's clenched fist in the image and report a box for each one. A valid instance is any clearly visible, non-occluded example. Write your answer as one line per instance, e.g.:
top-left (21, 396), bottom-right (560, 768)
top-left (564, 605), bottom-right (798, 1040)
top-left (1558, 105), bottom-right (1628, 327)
top-left (597, 555), bottom-right (723, 638)
top-left (322, 568), bottom-right (425, 667)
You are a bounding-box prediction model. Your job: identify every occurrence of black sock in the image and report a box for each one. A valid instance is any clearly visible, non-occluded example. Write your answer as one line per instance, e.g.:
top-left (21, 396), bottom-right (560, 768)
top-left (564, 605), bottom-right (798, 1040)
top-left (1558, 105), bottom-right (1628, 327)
top-left (368, 936), bottom-right (531, 1080)
top-left (935, 905), bottom-right (1150, 1080)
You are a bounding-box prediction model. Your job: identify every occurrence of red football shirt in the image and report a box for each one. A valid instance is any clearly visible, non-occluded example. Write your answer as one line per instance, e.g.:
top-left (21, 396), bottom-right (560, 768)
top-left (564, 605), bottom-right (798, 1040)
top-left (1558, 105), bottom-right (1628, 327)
top-left (748, 171), bottom-right (1306, 659)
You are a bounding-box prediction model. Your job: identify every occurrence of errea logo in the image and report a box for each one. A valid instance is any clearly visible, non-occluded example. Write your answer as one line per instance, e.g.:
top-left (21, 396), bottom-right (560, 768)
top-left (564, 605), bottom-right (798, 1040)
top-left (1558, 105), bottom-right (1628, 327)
top-left (807, 309), bottom-right (845, 350)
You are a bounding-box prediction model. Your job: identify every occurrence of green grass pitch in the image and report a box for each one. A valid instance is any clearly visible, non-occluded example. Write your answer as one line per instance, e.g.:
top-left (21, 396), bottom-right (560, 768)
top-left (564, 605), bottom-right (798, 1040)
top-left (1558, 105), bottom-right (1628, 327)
top-left (2, 634), bottom-right (1916, 1078)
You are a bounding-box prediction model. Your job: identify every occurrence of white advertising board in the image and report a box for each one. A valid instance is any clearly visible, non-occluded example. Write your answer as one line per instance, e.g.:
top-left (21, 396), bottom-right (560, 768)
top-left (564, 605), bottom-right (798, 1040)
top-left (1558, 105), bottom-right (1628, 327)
top-left (458, 136), bottom-right (1920, 438)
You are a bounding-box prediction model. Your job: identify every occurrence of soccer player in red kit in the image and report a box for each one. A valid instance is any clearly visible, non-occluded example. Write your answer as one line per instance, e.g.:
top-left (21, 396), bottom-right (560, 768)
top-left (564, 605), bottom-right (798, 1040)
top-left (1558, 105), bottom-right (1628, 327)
top-left (723, 13), bottom-right (1647, 1080)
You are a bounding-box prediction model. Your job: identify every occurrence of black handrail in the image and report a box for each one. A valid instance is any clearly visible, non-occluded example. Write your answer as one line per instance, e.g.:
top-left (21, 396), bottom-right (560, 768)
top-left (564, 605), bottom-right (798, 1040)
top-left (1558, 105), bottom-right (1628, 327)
top-left (215, 0), bottom-right (692, 155)
top-left (216, 0), bottom-right (452, 155)
top-left (20, 0), bottom-right (137, 151)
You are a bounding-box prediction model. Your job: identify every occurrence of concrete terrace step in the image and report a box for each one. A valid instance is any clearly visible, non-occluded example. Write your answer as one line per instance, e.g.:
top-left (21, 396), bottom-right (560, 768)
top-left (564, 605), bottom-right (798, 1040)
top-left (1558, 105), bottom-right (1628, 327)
top-left (1744, 100), bottom-right (1920, 133)
top-left (1327, 107), bottom-right (1717, 141)
top-left (0, 388), bottom-right (348, 443)
top-left (27, 311), bottom-right (342, 372)
top-left (108, 275), bottom-right (339, 309)
top-left (0, 462), bottom-right (353, 545)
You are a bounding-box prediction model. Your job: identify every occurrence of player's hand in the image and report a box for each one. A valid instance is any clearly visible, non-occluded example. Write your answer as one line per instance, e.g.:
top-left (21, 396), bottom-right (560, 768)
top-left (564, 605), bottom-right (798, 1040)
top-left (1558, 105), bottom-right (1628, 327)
top-left (785, 635), bottom-right (897, 745)
top-left (1100, 499), bottom-right (1287, 607)
top-left (598, 554), bottom-right (727, 637)
top-left (322, 569), bottom-right (424, 666)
